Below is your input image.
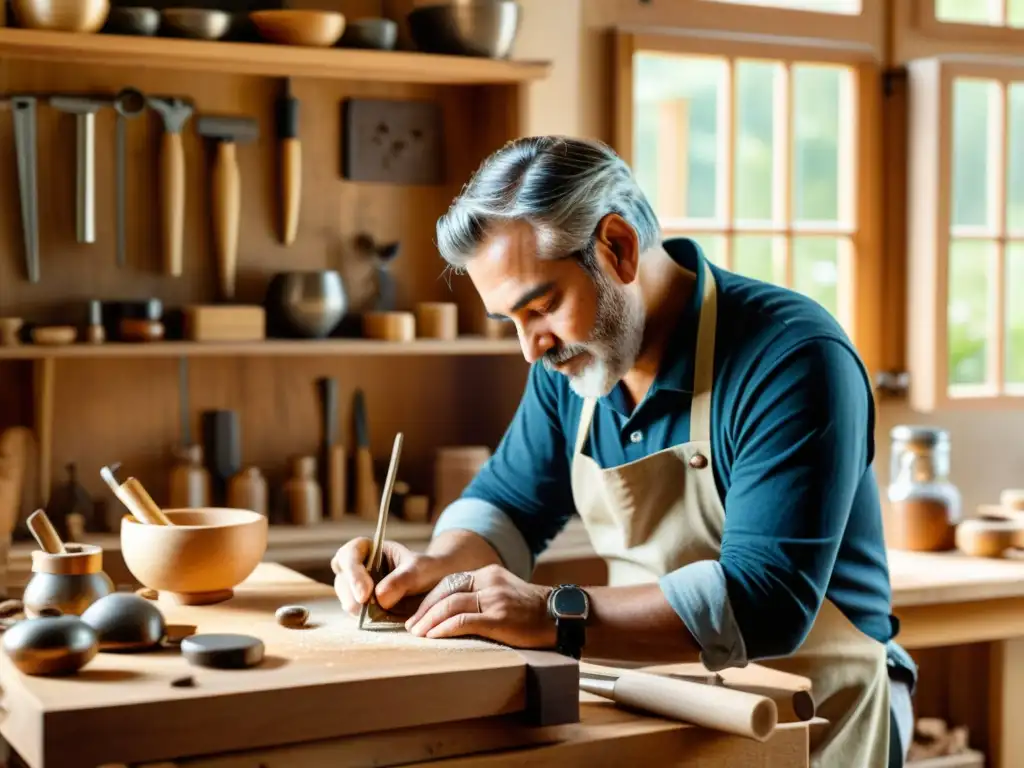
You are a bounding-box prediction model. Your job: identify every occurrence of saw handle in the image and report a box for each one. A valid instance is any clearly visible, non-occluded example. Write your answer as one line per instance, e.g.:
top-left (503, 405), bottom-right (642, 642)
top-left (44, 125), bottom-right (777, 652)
top-left (211, 141), bottom-right (240, 300)
top-left (161, 130), bottom-right (185, 276)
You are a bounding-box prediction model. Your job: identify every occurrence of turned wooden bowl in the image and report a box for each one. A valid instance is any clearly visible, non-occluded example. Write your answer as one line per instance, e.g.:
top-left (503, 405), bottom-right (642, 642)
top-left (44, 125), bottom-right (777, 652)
top-left (12, 0), bottom-right (110, 32)
top-left (249, 10), bottom-right (345, 47)
top-left (120, 508), bottom-right (268, 606)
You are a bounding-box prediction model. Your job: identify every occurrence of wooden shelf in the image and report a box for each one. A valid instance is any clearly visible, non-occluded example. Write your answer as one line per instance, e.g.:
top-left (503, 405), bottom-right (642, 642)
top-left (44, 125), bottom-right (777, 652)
top-left (0, 28), bottom-right (550, 84)
top-left (0, 337), bottom-right (522, 359)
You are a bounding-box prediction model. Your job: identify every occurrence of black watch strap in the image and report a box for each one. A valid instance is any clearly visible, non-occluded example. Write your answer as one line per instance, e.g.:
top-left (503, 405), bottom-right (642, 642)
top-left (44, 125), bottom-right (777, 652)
top-left (556, 618), bottom-right (586, 660)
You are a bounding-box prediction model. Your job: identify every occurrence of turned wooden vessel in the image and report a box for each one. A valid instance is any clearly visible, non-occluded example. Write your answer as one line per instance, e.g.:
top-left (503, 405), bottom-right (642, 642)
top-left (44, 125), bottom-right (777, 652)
top-left (23, 543), bottom-right (115, 618)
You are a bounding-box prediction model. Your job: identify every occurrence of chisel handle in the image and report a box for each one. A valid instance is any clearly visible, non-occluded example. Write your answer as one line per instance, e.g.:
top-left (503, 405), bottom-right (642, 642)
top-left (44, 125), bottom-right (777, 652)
top-left (281, 137), bottom-right (300, 245)
top-left (211, 141), bottom-right (240, 300)
top-left (162, 130), bottom-right (185, 276)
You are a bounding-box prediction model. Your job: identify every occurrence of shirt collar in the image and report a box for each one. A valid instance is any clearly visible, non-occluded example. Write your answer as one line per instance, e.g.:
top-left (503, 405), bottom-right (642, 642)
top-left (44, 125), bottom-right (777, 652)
top-left (600, 237), bottom-right (708, 415)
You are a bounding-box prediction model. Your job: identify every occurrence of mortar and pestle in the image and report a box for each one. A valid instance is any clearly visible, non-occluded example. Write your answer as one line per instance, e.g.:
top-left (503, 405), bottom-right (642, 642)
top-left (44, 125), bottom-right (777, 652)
top-left (21, 509), bottom-right (114, 618)
top-left (103, 464), bottom-right (268, 605)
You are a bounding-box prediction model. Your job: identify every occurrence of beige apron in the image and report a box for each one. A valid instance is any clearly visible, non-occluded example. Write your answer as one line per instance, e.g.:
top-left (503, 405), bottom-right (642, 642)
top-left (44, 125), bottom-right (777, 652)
top-left (570, 260), bottom-right (891, 767)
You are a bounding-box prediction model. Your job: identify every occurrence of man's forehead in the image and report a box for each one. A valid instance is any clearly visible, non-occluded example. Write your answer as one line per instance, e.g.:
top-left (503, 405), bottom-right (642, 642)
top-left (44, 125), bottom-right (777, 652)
top-left (474, 220), bottom-right (548, 276)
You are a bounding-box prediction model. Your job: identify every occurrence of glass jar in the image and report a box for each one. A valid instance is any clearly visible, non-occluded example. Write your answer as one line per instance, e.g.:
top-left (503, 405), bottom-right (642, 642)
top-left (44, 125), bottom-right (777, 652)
top-left (887, 426), bottom-right (962, 551)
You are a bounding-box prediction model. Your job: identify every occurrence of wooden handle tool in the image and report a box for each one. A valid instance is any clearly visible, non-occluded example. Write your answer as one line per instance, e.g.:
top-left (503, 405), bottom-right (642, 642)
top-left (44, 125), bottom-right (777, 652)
top-left (162, 130), bottom-right (185, 276)
top-left (277, 79), bottom-right (300, 246)
top-left (100, 464), bottom-right (172, 525)
top-left (26, 508), bottom-right (65, 554)
top-left (196, 115), bottom-right (258, 301)
top-left (358, 432), bottom-right (403, 630)
top-left (580, 664), bottom-right (777, 741)
top-left (34, 357), bottom-right (54, 508)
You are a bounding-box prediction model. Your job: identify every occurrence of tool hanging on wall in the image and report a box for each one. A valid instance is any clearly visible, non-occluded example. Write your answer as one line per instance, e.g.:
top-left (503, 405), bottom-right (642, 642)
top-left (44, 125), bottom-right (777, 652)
top-left (148, 96), bottom-right (194, 277)
top-left (112, 88), bottom-right (146, 269)
top-left (196, 114), bottom-right (259, 300)
top-left (50, 95), bottom-right (105, 245)
top-left (277, 78), bottom-right (301, 246)
top-left (2, 96), bottom-right (39, 283)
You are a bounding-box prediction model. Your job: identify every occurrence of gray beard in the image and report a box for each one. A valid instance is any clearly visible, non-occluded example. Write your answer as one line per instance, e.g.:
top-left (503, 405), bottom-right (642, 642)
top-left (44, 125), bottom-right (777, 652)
top-left (542, 270), bottom-right (645, 399)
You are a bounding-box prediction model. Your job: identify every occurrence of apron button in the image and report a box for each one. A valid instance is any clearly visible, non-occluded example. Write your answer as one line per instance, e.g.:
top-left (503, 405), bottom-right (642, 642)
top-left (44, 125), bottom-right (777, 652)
top-left (689, 453), bottom-right (708, 469)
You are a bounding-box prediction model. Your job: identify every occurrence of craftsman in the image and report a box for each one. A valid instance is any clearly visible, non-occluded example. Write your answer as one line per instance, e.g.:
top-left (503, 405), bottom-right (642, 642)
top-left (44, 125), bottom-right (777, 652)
top-left (332, 136), bottom-right (918, 767)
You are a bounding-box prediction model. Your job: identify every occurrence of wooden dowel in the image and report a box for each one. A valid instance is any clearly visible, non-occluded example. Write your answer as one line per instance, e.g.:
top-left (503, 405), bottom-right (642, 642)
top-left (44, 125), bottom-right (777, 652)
top-left (26, 508), bottom-right (65, 554)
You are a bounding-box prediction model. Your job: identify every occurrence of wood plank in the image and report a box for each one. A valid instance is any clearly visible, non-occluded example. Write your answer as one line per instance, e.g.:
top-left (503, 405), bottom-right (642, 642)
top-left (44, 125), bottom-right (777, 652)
top-left (0, 28), bottom-right (550, 84)
top-left (0, 563), bottom-right (577, 768)
top-left (888, 550), bottom-right (1024, 607)
top-left (0, 338), bottom-right (522, 360)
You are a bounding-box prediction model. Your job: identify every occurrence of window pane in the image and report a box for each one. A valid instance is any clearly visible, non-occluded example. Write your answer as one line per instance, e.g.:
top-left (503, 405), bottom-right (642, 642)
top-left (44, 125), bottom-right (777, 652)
top-left (952, 78), bottom-right (1000, 230)
top-left (1008, 84), bottom-right (1024, 233)
top-left (1010, 0), bottom-right (1024, 26)
top-left (936, 0), bottom-right (1002, 25)
top-left (1007, 243), bottom-right (1024, 385)
top-left (948, 239), bottom-right (993, 387)
top-left (793, 237), bottom-right (841, 316)
top-left (705, 0), bottom-right (860, 13)
top-left (633, 53), bottom-right (727, 221)
top-left (793, 64), bottom-right (848, 225)
top-left (735, 60), bottom-right (779, 225)
top-left (733, 235), bottom-right (781, 284)
top-left (693, 235), bottom-right (727, 266)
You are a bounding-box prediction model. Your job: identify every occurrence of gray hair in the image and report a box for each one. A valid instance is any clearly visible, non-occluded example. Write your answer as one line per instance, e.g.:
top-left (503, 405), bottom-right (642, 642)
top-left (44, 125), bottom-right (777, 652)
top-left (436, 136), bottom-right (661, 271)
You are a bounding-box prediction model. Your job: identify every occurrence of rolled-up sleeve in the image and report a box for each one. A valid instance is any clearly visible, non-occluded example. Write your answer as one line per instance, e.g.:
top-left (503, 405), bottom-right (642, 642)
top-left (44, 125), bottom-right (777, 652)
top-left (432, 362), bottom-right (576, 579)
top-left (660, 336), bottom-right (873, 667)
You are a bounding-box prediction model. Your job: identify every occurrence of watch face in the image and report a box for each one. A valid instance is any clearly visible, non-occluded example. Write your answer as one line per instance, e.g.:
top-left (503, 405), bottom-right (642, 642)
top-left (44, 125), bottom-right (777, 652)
top-left (553, 587), bottom-right (588, 618)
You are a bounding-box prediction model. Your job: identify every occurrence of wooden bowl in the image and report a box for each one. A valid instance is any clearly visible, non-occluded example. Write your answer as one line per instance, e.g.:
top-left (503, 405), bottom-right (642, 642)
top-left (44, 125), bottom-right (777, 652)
top-left (249, 10), bottom-right (345, 47)
top-left (120, 508), bottom-right (268, 606)
top-left (12, 0), bottom-right (110, 32)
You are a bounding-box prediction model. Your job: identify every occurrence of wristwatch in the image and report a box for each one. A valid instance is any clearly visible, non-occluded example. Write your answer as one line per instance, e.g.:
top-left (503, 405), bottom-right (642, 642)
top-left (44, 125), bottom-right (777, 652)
top-left (547, 584), bottom-right (590, 659)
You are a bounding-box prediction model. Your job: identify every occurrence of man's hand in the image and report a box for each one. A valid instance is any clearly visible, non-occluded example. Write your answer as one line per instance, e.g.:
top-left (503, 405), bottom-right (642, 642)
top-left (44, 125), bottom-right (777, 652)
top-left (404, 564), bottom-right (556, 648)
top-left (331, 538), bottom-right (448, 616)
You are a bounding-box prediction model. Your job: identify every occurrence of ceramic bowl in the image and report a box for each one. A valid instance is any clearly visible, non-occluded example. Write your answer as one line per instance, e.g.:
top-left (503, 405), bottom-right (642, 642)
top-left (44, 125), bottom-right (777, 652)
top-left (160, 8), bottom-right (231, 40)
top-left (120, 508), bottom-right (268, 606)
top-left (407, 0), bottom-right (520, 58)
top-left (249, 10), bottom-right (345, 47)
top-left (104, 6), bottom-right (159, 35)
top-left (338, 17), bottom-right (397, 50)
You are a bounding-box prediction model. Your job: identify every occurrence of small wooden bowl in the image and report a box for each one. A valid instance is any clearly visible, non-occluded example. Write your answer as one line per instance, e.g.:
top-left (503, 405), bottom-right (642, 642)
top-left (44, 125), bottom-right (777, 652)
top-left (31, 326), bottom-right (77, 345)
top-left (120, 508), bottom-right (268, 606)
top-left (12, 0), bottom-right (109, 32)
top-left (249, 10), bottom-right (345, 47)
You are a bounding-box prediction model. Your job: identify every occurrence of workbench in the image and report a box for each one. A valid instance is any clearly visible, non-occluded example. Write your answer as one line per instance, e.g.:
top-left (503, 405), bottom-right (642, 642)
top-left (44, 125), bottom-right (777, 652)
top-left (0, 561), bottom-right (813, 768)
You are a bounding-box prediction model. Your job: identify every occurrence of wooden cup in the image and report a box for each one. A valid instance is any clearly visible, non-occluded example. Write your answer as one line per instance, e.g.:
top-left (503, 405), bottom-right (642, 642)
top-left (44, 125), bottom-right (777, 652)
top-left (415, 302), bottom-right (458, 340)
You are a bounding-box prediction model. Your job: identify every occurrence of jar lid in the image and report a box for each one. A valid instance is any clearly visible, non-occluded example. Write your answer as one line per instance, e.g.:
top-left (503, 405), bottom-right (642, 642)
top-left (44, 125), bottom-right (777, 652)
top-left (890, 425), bottom-right (950, 447)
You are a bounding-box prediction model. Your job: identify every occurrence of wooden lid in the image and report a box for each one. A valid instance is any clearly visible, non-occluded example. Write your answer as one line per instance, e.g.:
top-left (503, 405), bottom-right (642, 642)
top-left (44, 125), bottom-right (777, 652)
top-left (31, 543), bottom-right (104, 575)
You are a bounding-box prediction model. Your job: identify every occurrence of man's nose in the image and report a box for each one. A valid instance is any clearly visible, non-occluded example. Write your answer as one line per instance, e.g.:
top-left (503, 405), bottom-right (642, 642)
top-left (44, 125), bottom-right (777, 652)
top-left (519, 325), bottom-right (555, 364)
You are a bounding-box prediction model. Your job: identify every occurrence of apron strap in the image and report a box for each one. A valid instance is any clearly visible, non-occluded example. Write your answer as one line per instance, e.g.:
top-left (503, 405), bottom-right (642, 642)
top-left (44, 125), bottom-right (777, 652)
top-left (689, 260), bottom-right (718, 443)
top-left (574, 396), bottom-right (598, 456)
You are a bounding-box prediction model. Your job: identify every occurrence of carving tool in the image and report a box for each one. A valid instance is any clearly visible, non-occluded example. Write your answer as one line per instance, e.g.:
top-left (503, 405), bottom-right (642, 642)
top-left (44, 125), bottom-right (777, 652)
top-left (26, 509), bottom-right (65, 554)
top-left (148, 96), bottom-right (193, 276)
top-left (196, 114), bottom-right (259, 300)
top-left (579, 664), bottom-right (778, 741)
top-left (359, 432), bottom-right (404, 631)
top-left (100, 463), bottom-right (172, 525)
top-left (112, 87), bottom-right (146, 268)
top-left (353, 389), bottom-right (378, 519)
top-left (277, 78), bottom-right (301, 245)
top-left (49, 95), bottom-right (106, 244)
top-left (1, 96), bottom-right (39, 282)
top-left (667, 671), bottom-right (815, 723)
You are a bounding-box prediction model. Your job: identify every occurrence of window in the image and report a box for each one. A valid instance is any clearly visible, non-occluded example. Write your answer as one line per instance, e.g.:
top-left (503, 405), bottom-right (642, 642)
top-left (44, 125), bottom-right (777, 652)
top-left (935, 0), bottom-right (1024, 27)
top-left (626, 40), bottom-right (867, 338)
top-left (906, 59), bottom-right (1024, 410)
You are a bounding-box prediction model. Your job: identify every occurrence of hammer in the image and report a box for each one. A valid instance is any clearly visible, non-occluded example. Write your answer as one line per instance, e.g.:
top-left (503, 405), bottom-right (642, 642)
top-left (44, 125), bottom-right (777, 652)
top-left (196, 115), bottom-right (259, 300)
top-left (148, 96), bottom-right (193, 277)
top-left (50, 95), bottom-right (106, 245)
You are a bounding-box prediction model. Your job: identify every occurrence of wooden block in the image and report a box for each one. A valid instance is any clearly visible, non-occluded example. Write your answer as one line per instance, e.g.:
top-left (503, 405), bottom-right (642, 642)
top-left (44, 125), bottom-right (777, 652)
top-left (515, 649), bottom-right (580, 727)
top-left (184, 306), bottom-right (266, 342)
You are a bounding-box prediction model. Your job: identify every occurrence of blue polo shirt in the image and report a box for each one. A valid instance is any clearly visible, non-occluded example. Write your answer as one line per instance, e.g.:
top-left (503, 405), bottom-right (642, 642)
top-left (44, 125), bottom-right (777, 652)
top-left (433, 237), bottom-right (916, 688)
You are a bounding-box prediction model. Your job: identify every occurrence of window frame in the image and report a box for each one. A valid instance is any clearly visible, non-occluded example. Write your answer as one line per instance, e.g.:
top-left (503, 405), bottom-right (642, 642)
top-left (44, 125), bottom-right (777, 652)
top-left (895, 0), bottom-right (1024, 64)
top-left (905, 56), bottom-right (1024, 411)
top-left (613, 30), bottom-right (885, 376)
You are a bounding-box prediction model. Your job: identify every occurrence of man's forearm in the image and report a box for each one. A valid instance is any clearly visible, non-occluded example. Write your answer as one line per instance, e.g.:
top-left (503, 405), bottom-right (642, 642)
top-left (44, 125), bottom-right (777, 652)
top-left (426, 529), bottom-right (504, 572)
top-left (582, 583), bottom-right (703, 663)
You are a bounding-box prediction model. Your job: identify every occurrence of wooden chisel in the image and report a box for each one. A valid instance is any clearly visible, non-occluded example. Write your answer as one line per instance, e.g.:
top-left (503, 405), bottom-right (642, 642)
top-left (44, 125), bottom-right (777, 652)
top-left (277, 78), bottom-right (300, 246)
top-left (359, 432), bottom-right (404, 631)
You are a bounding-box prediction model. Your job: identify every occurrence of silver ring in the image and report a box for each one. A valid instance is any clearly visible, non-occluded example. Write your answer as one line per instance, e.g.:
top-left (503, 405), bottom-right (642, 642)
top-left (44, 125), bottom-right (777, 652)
top-left (444, 571), bottom-right (473, 594)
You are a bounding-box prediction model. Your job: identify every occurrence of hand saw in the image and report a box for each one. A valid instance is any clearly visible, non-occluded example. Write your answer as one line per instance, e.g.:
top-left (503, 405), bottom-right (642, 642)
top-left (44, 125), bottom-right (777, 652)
top-left (358, 432), bottom-right (404, 631)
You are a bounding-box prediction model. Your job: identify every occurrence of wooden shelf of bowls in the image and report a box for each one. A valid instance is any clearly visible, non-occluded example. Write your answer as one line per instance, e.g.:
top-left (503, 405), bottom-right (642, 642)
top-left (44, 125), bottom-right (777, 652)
top-left (0, 0), bottom-right (545, 584)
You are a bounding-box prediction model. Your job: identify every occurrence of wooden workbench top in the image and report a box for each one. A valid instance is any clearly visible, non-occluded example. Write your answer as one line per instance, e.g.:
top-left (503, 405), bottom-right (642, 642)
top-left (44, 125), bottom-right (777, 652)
top-left (888, 549), bottom-right (1024, 607)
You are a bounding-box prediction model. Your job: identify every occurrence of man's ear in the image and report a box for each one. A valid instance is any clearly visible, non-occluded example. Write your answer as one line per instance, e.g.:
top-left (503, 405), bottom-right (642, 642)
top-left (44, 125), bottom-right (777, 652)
top-left (593, 213), bottom-right (640, 284)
